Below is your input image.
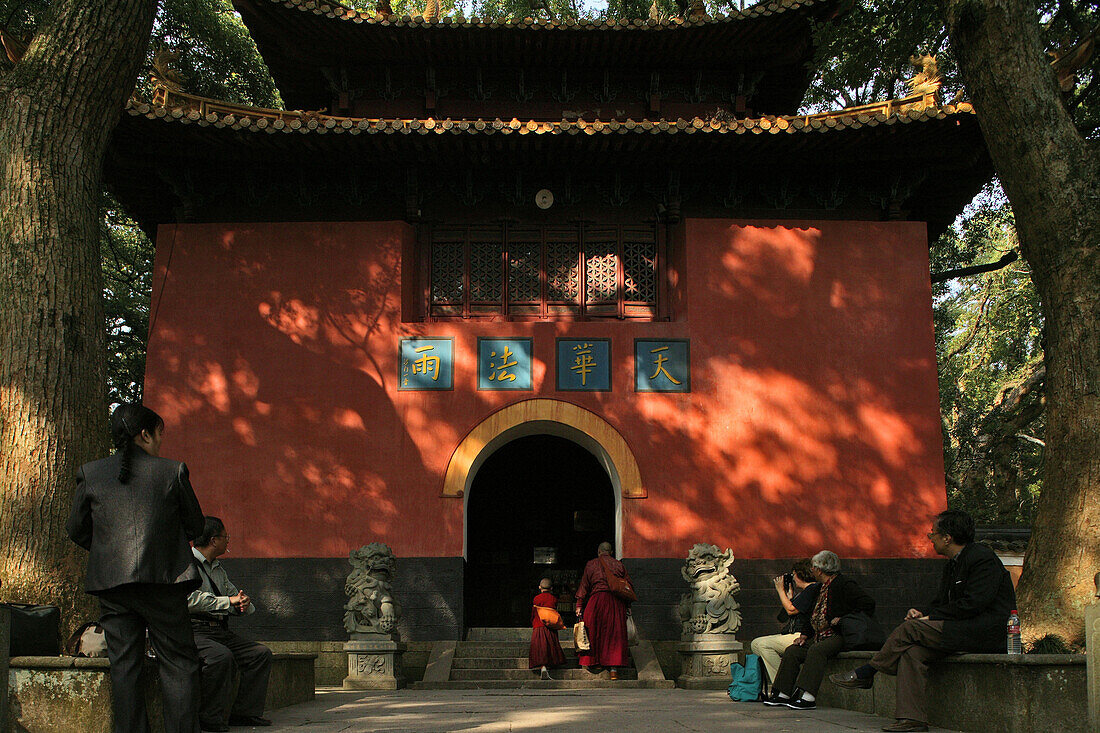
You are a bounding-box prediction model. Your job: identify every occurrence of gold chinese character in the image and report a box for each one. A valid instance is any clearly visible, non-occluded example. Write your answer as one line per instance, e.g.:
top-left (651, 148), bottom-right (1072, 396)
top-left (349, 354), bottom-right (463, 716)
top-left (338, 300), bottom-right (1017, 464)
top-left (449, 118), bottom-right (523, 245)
top-left (488, 347), bottom-right (519, 382)
top-left (411, 345), bottom-right (440, 381)
top-left (649, 346), bottom-right (681, 385)
top-left (571, 342), bottom-right (596, 386)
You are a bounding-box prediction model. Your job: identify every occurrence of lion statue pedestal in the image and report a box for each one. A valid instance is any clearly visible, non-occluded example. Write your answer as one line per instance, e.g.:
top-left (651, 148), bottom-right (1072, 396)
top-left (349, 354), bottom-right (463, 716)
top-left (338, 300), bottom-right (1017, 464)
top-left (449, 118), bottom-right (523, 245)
top-left (675, 543), bottom-right (745, 689)
top-left (345, 634), bottom-right (407, 690)
top-left (342, 542), bottom-right (406, 690)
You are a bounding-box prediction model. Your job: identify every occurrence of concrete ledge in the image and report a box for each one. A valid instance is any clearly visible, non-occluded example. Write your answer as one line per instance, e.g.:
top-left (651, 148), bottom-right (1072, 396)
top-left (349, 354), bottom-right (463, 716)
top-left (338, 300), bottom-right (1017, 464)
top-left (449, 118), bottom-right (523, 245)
top-left (262, 640), bottom-right (346, 687)
top-left (7, 652), bottom-right (315, 732)
top-left (817, 652), bottom-right (1087, 733)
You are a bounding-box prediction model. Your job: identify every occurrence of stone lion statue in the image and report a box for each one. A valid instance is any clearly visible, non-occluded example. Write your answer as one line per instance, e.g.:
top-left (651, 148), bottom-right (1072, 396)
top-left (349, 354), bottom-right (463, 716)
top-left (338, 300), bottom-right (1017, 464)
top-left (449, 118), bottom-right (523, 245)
top-left (343, 542), bottom-right (401, 636)
top-left (677, 543), bottom-right (741, 637)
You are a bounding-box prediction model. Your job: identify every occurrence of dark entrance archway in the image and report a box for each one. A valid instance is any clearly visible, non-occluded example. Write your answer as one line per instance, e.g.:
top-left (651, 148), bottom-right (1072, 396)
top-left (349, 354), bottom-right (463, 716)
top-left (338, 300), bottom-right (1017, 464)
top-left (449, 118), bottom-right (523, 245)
top-left (464, 434), bottom-right (615, 629)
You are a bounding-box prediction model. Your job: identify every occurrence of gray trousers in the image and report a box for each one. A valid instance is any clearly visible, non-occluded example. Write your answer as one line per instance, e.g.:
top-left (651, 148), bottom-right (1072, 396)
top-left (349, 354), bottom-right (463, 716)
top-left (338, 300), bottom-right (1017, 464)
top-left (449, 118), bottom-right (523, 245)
top-left (192, 623), bottom-right (273, 724)
top-left (870, 619), bottom-right (950, 723)
top-left (97, 584), bottom-right (201, 733)
top-left (772, 633), bottom-right (845, 697)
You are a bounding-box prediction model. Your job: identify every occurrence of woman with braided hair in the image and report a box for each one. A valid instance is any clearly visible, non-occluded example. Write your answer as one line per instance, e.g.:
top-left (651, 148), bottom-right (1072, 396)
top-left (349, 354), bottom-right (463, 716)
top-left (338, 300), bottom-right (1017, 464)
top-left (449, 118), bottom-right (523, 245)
top-left (67, 403), bottom-right (206, 733)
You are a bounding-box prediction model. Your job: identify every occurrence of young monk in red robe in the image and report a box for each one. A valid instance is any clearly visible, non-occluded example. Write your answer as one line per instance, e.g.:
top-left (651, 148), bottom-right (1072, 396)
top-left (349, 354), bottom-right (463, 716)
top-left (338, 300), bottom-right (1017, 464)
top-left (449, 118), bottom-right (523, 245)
top-left (530, 578), bottom-right (566, 679)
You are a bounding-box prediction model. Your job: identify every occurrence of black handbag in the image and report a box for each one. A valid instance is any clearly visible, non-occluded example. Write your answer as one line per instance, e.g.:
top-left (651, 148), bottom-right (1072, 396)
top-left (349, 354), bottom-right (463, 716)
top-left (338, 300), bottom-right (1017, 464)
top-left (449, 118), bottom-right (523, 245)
top-left (776, 608), bottom-right (801, 634)
top-left (2, 602), bottom-right (61, 656)
top-left (838, 611), bottom-right (885, 651)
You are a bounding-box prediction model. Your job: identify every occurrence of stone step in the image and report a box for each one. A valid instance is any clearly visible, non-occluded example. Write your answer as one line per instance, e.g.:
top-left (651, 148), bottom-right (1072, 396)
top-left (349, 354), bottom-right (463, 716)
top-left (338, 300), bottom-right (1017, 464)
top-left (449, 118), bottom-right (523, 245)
top-left (465, 627), bottom-right (574, 642)
top-left (412, 679), bottom-right (676, 690)
top-left (455, 642), bottom-right (581, 657)
top-left (451, 657), bottom-right (586, 670)
top-left (450, 668), bottom-right (639, 681)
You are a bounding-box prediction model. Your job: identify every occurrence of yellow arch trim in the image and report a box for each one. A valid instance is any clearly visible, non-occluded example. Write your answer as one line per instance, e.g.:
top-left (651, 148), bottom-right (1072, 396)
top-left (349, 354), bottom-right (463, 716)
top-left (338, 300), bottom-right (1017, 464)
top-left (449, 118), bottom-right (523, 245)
top-left (442, 399), bottom-right (646, 498)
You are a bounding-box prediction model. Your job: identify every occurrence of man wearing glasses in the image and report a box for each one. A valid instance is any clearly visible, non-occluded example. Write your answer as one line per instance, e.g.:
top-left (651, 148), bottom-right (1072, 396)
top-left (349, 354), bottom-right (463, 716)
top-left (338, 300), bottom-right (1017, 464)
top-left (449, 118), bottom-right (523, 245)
top-left (189, 517), bottom-right (273, 731)
top-left (829, 509), bottom-right (1016, 732)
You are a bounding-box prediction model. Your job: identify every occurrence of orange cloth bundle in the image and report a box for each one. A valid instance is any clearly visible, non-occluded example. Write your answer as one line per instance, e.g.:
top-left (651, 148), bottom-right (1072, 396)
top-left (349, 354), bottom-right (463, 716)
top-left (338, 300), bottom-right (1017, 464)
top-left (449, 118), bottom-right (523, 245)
top-left (535, 605), bottom-right (565, 630)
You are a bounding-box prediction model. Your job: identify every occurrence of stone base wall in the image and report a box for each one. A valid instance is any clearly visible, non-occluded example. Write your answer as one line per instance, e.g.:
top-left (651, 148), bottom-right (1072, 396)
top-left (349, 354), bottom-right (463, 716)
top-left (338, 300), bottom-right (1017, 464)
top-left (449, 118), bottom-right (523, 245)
top-left (225, 557), bottom-right (464, 641)
top-left (819, 652), bottom-right (1087, 733)
top-left (226, 557), bottom-right (942, 642)
top-left (6, 653), bottom-right (314, 733)
top-left (261, 641), bottom-right (434, 687)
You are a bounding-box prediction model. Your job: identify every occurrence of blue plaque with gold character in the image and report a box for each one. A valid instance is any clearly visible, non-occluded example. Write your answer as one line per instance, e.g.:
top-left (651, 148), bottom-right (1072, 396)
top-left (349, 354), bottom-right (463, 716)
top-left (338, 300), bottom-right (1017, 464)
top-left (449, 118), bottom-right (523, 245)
top-left (477, 338), bottom-right (532, 390)
top-left (556, 339), bottom-right (611, 391)
top-left (398, 338), bottom-right (453, 390)
top-left (634, 339), bottom-right (690, 392)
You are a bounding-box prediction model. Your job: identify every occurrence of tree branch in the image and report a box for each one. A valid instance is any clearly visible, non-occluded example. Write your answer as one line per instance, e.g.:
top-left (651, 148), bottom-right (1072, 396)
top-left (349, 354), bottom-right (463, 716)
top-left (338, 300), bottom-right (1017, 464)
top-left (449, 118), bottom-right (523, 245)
top-left (931, 250), bottom-right (1018, 283)
top-left (945, 280), bottom-right (993, 361)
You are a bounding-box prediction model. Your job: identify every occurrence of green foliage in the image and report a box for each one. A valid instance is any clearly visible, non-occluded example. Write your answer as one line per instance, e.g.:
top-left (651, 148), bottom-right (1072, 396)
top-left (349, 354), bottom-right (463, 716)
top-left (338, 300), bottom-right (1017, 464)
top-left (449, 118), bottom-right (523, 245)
top-left (805, 0), bottom-right (1098, 131)
top-left (806, 0), bottom-right (957, 111)
top-left (148, 0), bottom-right (280, 107)
top-left (0, 0), bottom-right (51, 42)
top-left (101, 196), bottom-right (155, 407)
top-left (933, 184), bottom-right (1044, 524)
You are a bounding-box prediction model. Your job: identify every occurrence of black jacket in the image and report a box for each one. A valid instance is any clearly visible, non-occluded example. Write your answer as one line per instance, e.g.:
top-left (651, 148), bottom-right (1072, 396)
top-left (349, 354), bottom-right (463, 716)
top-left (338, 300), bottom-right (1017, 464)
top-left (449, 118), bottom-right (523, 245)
top-left (799, 573), bottom-right (876, 636)
top-left (921, 542), bottom-right (1016, 652)
top-left (66, 450), bottom-right (205, 593)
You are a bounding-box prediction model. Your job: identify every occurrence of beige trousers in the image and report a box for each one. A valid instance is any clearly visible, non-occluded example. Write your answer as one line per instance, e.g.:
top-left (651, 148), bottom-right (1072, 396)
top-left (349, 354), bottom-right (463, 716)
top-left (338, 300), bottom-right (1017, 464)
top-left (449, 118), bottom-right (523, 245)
top-left (749, 632), bottom-right (802, 687)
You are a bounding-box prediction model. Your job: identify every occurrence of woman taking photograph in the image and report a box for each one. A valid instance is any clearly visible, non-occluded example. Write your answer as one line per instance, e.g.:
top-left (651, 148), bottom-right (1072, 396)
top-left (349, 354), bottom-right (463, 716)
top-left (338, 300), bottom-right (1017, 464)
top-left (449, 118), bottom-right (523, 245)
top-left (763, 550), bottom-right (876, 710)
top-left (749, 559), bottom-right (819, 695)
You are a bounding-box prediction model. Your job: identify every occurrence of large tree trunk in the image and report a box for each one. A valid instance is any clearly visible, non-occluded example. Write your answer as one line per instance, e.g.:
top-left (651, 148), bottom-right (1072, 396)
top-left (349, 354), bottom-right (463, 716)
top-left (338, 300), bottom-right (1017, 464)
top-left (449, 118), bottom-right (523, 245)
top-left (0, 1), bottom-right (155, 632)
top-left (941, 0), bottom-right (1100, 645)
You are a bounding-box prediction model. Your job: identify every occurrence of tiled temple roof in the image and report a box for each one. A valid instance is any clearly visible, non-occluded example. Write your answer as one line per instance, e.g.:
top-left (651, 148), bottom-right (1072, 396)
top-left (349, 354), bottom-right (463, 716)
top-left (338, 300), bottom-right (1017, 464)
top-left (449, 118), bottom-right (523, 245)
top-left (128, 85), bottom-right (970, 137)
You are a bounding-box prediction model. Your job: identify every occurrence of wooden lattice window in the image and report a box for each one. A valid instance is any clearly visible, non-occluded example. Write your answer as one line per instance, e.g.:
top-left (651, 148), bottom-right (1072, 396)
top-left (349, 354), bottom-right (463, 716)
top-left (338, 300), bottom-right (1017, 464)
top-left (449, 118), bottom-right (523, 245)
top-left (426, 224), bottom-right (660, 320)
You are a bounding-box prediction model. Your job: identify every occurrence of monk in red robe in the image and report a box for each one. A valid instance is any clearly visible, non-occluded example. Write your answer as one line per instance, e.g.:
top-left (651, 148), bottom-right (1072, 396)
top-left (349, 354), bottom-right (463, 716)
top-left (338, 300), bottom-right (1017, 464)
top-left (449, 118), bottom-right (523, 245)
top-left (530, 578), bottom-right (565, 679)
top-left (575, 542), bottom-right (632, 680)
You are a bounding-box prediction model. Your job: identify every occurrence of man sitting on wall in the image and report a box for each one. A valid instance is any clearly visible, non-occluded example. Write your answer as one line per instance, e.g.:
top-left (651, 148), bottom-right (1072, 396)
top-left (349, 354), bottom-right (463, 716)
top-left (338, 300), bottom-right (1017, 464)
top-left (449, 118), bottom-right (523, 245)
top-left (829, 509), bottom-right (1016, 733)
top-left (189, 516), bottom-right (273, 731)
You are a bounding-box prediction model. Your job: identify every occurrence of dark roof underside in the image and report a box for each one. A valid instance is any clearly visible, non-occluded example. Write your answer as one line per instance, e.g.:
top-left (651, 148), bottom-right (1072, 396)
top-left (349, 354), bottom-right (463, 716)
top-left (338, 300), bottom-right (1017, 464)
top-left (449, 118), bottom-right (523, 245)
top-left (234, 0), bottom-right (839, 113)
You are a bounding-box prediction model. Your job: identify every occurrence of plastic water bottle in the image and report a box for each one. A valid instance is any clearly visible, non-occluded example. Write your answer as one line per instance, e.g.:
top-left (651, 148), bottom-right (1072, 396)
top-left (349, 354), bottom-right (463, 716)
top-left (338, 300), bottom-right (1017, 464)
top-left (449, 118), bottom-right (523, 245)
top-left (1007, 610), bottom-right (1022, 654)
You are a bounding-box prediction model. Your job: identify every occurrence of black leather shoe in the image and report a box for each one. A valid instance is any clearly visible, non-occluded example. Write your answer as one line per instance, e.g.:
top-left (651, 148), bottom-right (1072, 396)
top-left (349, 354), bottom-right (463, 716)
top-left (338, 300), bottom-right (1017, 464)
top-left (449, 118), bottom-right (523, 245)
top-left (881, 720), bottom-right (929, 732)
top-left (761, 693), bottom-right (788, 706)
top-left (229, 715), bottom-right (273, 727)
top-left (200, 723), bottom-right (229, 732)
top-left (830, 670), bottom-right (874, 689)
top-left (784, 696), bottom-right (816, 710)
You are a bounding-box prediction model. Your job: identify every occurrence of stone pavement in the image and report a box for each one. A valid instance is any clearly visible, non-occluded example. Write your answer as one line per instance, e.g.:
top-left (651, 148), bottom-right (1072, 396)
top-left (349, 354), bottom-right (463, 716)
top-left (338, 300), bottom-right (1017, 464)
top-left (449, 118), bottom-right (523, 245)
top-left (259, 688), bottom-right (959, 732)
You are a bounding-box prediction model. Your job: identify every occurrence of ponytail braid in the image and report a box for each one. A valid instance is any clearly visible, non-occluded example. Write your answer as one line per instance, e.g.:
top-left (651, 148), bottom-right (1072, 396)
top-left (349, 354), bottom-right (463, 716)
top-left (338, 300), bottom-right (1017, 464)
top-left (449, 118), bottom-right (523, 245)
top-left (116, 431), bottom-right (136, 484)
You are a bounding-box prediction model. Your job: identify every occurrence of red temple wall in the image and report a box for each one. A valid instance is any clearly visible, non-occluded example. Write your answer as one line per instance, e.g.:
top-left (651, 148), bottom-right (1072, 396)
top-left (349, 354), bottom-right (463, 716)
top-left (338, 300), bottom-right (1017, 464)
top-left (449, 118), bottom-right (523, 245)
top-left (144, 219), bottom-right (945, 561)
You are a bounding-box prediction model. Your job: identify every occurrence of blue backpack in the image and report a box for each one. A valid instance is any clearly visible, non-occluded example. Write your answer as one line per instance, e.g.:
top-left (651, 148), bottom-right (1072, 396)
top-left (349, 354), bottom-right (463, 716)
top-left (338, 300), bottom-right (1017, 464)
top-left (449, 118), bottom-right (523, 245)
top-left (727, 653), bottom-right (763, 702)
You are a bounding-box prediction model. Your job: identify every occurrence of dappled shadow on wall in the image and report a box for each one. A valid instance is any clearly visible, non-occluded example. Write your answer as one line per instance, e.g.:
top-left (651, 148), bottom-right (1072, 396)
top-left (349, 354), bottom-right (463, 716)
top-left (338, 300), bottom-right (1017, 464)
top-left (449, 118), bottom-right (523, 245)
top-left (146, 222), bottom-right (457, 559)
top-left (624, 221), bottom-right (942, 559)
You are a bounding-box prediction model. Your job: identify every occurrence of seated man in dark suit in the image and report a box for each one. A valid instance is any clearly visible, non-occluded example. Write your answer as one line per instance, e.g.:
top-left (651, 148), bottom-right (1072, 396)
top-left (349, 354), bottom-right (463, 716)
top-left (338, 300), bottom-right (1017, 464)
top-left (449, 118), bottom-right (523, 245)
top-left (189, 517), bottom-right (273, 731)
top-left (830, 509), bottom-right (1017, 733)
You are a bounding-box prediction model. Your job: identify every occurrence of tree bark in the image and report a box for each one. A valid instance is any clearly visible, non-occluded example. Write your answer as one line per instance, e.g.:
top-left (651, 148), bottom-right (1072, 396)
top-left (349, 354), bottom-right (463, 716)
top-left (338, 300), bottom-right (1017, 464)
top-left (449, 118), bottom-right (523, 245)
top-left (0, 1), bottom-right (155, 631)
top-left (941, 0), bottom-right (1100, 645)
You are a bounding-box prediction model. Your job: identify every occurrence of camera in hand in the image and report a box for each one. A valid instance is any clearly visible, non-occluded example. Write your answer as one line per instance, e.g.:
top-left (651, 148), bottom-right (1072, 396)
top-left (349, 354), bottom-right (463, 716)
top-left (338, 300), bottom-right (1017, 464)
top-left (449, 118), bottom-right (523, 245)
top-left (782, 572), bottom-right (794, 591)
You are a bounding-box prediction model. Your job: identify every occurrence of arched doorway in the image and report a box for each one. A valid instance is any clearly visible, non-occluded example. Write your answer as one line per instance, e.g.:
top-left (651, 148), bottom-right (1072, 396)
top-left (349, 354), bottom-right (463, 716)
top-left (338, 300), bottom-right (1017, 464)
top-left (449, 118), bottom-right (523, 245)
top-left (464, 434), bottom-right (615, 628)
